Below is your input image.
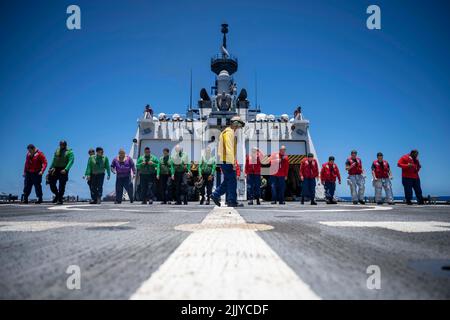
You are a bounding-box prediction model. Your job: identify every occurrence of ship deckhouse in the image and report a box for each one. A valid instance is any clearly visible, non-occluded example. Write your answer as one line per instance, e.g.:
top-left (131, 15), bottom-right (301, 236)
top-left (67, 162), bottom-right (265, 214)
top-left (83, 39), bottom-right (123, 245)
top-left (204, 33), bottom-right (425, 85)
top-left (130, 24), bottom-right (323, 200)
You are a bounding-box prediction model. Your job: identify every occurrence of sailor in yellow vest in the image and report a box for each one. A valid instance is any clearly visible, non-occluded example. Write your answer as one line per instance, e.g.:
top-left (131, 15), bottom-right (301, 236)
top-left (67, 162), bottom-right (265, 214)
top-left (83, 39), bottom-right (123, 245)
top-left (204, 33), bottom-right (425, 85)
top-left (211, 116), bottom-right (245, 207)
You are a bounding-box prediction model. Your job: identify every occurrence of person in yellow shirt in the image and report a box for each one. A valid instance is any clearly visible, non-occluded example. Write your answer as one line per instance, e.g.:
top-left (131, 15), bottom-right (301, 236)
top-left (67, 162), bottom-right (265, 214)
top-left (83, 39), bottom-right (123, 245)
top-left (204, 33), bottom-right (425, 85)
top-left (211, 116), bottom-right (245, 207)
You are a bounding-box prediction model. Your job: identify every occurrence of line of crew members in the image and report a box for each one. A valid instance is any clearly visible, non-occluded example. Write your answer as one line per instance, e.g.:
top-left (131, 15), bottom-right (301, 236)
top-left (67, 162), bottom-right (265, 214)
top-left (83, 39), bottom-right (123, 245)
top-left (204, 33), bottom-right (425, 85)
top-left (22, 141), bottom-right (424, 206)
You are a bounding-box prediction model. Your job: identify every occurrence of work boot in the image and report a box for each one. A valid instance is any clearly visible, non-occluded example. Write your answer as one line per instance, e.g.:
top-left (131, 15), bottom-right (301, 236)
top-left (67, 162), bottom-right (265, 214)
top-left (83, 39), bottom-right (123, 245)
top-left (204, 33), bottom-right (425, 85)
top-left (256, 198), bottom-right (261, 205)
top-left (248, 200), bottom-right (254, 205)
top-left (35, 197), bottom-right (43, 204)
top-left (200, 196), bottom-right (205, 205)
top-left (211, 196), bottom-right (221, 207)
top-left (311, 200), bottom-right (317, 205)
top-left (359, 200), bottom-right (366, 205)
top-left (228, 203), bottom-right (243, 207)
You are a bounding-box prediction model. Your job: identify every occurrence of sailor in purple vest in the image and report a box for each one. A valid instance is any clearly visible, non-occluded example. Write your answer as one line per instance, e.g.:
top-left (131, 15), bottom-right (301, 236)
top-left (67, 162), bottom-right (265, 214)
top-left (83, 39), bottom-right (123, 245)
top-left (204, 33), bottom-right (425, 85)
top-left (110, 149), bottom-right (136, 204)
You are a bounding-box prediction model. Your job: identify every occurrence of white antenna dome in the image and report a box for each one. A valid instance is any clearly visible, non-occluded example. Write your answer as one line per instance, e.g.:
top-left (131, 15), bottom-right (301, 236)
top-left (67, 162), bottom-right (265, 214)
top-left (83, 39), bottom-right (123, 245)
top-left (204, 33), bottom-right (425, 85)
top-left (256, 113), bottom-right (266, 122)
top-left (158, 113), bottom-right (167, 121)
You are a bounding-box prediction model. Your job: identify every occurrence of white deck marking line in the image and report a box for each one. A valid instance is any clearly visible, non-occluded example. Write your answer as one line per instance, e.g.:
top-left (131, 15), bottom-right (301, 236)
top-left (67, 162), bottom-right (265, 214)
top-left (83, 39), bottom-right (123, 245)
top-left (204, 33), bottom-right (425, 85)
top-left (243, 205), bottom-right (393, 213)
top-left (130, 206), bottom-right (320, 300)
top-left (48, 205), bottom-right (91, 211)
top-left (0, 221), bottom-right (129, 232)
top-left (48, 205), bottom-right (207, 213)
top-left (320, 221), bottom-right (450, 233)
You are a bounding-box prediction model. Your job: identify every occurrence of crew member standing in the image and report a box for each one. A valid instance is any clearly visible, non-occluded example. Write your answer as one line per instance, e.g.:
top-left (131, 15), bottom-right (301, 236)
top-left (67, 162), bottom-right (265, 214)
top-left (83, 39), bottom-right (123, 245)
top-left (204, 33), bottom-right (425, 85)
top-left (110, 149), bottom-right (135, 204)
top-left (269, 145), bottom-right (290, 205)
top-left (157, 148), bottom-right (172, 204)
top-left (85, 147), bottom-right (110, 204)
top-left (397, 149), bottom-right (424, 205)
top-left (22, 144), bottom-right (47, 204)
top-left (84, 149), bottom-right (95, 201)
top-left (144, 104), bottom-right (153, 119)
top-left (320, 156), bottom-right (341, 204)
top-left (245, 147), bottom-right (263, 205)
top-left (345, 150), bottom-right (365, 205)
top-left (372, 152), bottom-right (394, 205)
top-left (198, 146), bottom-right (216, 205)
top-left (211, 116), bottom-right (245, 207)
top-left (137, 147), bottom-right (160, 205)
top-left (300, 153), bottom-right (319, 205)
top-left (48, 140), bottom-right (74, 205)
top-left (170, 144), bottom-right (191, 205)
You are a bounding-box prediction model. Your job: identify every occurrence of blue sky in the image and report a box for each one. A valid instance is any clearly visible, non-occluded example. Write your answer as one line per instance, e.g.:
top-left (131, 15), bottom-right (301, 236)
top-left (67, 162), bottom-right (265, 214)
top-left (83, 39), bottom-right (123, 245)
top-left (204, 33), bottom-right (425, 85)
top-left (0, 0), bottom-right (449, 198)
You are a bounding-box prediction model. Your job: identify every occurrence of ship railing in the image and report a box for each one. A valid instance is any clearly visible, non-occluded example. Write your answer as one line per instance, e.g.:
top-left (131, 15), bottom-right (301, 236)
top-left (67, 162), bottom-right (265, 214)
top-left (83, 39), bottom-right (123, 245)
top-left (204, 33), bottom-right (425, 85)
top-left (140, 113), bottom-right (198, 121)
top-left (211, 54), bottom-right (238, 62)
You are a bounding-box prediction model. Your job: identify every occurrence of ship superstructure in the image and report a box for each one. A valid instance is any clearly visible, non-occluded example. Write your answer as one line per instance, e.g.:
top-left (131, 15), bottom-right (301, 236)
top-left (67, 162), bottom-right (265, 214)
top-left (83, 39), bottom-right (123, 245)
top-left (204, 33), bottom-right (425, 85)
top-left (130, 24), bottom-right (324, 200)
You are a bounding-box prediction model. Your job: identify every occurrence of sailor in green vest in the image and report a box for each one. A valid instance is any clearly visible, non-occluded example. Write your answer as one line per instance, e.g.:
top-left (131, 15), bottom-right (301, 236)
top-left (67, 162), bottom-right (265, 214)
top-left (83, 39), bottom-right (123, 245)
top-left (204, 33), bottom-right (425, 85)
top-left (85, 147), bottom-right (111, 204)
top-left (48, 140), bottom-right (74, 205)
top-left (84, 149), bottom-right (95, 201)
top-left (170, 144), bottom-right (191, 205)
top-left (137, 147), bottom-right (160, 204)
top-left (198, 146), bottom-right (216, 205)
top-left (157, 148), bottom-right (172, 204)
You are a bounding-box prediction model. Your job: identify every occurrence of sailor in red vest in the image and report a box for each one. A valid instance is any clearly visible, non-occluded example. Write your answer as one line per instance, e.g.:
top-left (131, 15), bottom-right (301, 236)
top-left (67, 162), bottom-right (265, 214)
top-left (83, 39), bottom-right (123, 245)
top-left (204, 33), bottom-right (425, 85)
top-left (320, 156), bottom-right (341, 204)
top-left (23, 144), bottom-right (48, 204)
top-left (269, 145), bottom-right (290, 205)
top-left (397, 149), bottom-right (424, 205)
top-left (371, 152), bottom-right (394, 205)
top-left (300, 153), bottom-right (319, 205)
top-left (245, 147), bottom-right (264, 205)
top-left (345, 150), bottom-right (366, 204)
